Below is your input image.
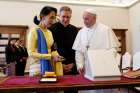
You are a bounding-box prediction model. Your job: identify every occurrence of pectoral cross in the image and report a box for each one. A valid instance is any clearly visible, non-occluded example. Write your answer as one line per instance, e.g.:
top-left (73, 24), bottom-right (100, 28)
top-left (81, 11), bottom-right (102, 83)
top-left (86, 45), bottom-right (90, 50)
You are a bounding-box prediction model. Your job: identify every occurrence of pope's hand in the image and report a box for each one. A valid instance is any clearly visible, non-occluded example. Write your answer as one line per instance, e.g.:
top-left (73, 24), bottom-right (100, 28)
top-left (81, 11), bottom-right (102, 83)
top-left (78, 68), bottom-right (84, 75)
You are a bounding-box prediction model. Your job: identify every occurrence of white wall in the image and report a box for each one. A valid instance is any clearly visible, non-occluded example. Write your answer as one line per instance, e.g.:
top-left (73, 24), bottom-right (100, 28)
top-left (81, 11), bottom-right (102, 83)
top-left (129, 2), bottom-right (140, 54)
top-left (0, 1), bottom-right (129, 28)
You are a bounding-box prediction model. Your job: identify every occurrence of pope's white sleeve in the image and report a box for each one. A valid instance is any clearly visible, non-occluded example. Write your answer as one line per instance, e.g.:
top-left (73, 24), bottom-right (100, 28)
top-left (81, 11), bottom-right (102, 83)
top-left (75, 51), bottom-right (85, 70)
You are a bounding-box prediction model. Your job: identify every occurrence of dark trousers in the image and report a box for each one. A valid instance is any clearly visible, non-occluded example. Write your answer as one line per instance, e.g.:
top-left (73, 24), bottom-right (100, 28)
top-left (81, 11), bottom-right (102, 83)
top-left (16, 62), bottom-right (26, 76)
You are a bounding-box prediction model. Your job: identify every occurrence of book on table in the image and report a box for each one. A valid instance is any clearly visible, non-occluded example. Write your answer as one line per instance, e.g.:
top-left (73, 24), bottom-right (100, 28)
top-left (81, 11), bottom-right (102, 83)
top-left (84, 49), bottom-right (121, 81)
top-left (123, 70), bottom-right (140, 79)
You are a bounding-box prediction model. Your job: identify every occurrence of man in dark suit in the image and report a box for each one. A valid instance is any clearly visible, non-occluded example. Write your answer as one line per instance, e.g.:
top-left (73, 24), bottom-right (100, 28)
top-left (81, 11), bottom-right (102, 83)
top-left (49, 6), bottom-right (78, 93)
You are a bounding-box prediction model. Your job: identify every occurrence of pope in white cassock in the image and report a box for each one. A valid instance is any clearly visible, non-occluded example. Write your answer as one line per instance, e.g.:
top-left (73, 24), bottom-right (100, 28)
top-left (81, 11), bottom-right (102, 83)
top-left (72, 9), bottom-right (120, 93)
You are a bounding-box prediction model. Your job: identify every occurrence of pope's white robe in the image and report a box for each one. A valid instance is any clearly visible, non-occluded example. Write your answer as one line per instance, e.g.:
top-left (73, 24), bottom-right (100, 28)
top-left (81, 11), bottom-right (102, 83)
top-left (73, 22), bottom-right (120, 70)
top-left (73, 23), bottom-right (120, 93)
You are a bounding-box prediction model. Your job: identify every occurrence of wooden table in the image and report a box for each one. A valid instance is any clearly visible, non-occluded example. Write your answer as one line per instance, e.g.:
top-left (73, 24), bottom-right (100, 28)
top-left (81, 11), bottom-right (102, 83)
top-left (0, 75), bottom-right (140, 93)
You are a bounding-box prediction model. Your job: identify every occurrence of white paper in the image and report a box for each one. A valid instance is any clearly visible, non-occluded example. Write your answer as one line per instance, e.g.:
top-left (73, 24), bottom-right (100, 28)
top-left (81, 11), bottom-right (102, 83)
top-left (133, 52), bottom-right (140, 70)
top-left (122, 52), bottom-right (131, 69)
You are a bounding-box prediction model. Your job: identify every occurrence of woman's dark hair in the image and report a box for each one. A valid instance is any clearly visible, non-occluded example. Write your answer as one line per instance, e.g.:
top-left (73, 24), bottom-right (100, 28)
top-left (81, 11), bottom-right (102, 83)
top-left (34, 6), bottom-right (57, 25)
top-left (7, 38), bottom-right (18, 46)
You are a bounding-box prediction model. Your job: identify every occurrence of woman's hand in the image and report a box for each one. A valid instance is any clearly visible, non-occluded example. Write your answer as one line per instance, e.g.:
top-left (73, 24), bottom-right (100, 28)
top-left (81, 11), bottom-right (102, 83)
top-left (52, 55), bottom-right (65, 62)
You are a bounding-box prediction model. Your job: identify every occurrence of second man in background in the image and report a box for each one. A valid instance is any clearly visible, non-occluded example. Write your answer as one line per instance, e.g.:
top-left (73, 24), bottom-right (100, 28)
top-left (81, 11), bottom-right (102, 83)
top-left (49, 6), bottom-right (78, 93)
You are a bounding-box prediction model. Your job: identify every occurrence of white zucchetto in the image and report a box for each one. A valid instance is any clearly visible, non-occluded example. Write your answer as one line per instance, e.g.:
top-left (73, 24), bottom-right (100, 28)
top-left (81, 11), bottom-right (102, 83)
top-left (84, 8), bottom-right (97, 15)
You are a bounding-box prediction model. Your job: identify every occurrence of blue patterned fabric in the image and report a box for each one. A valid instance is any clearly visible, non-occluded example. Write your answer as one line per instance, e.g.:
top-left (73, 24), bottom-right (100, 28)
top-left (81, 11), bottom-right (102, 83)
top-left (37, 28), bottom-right (53, 75)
